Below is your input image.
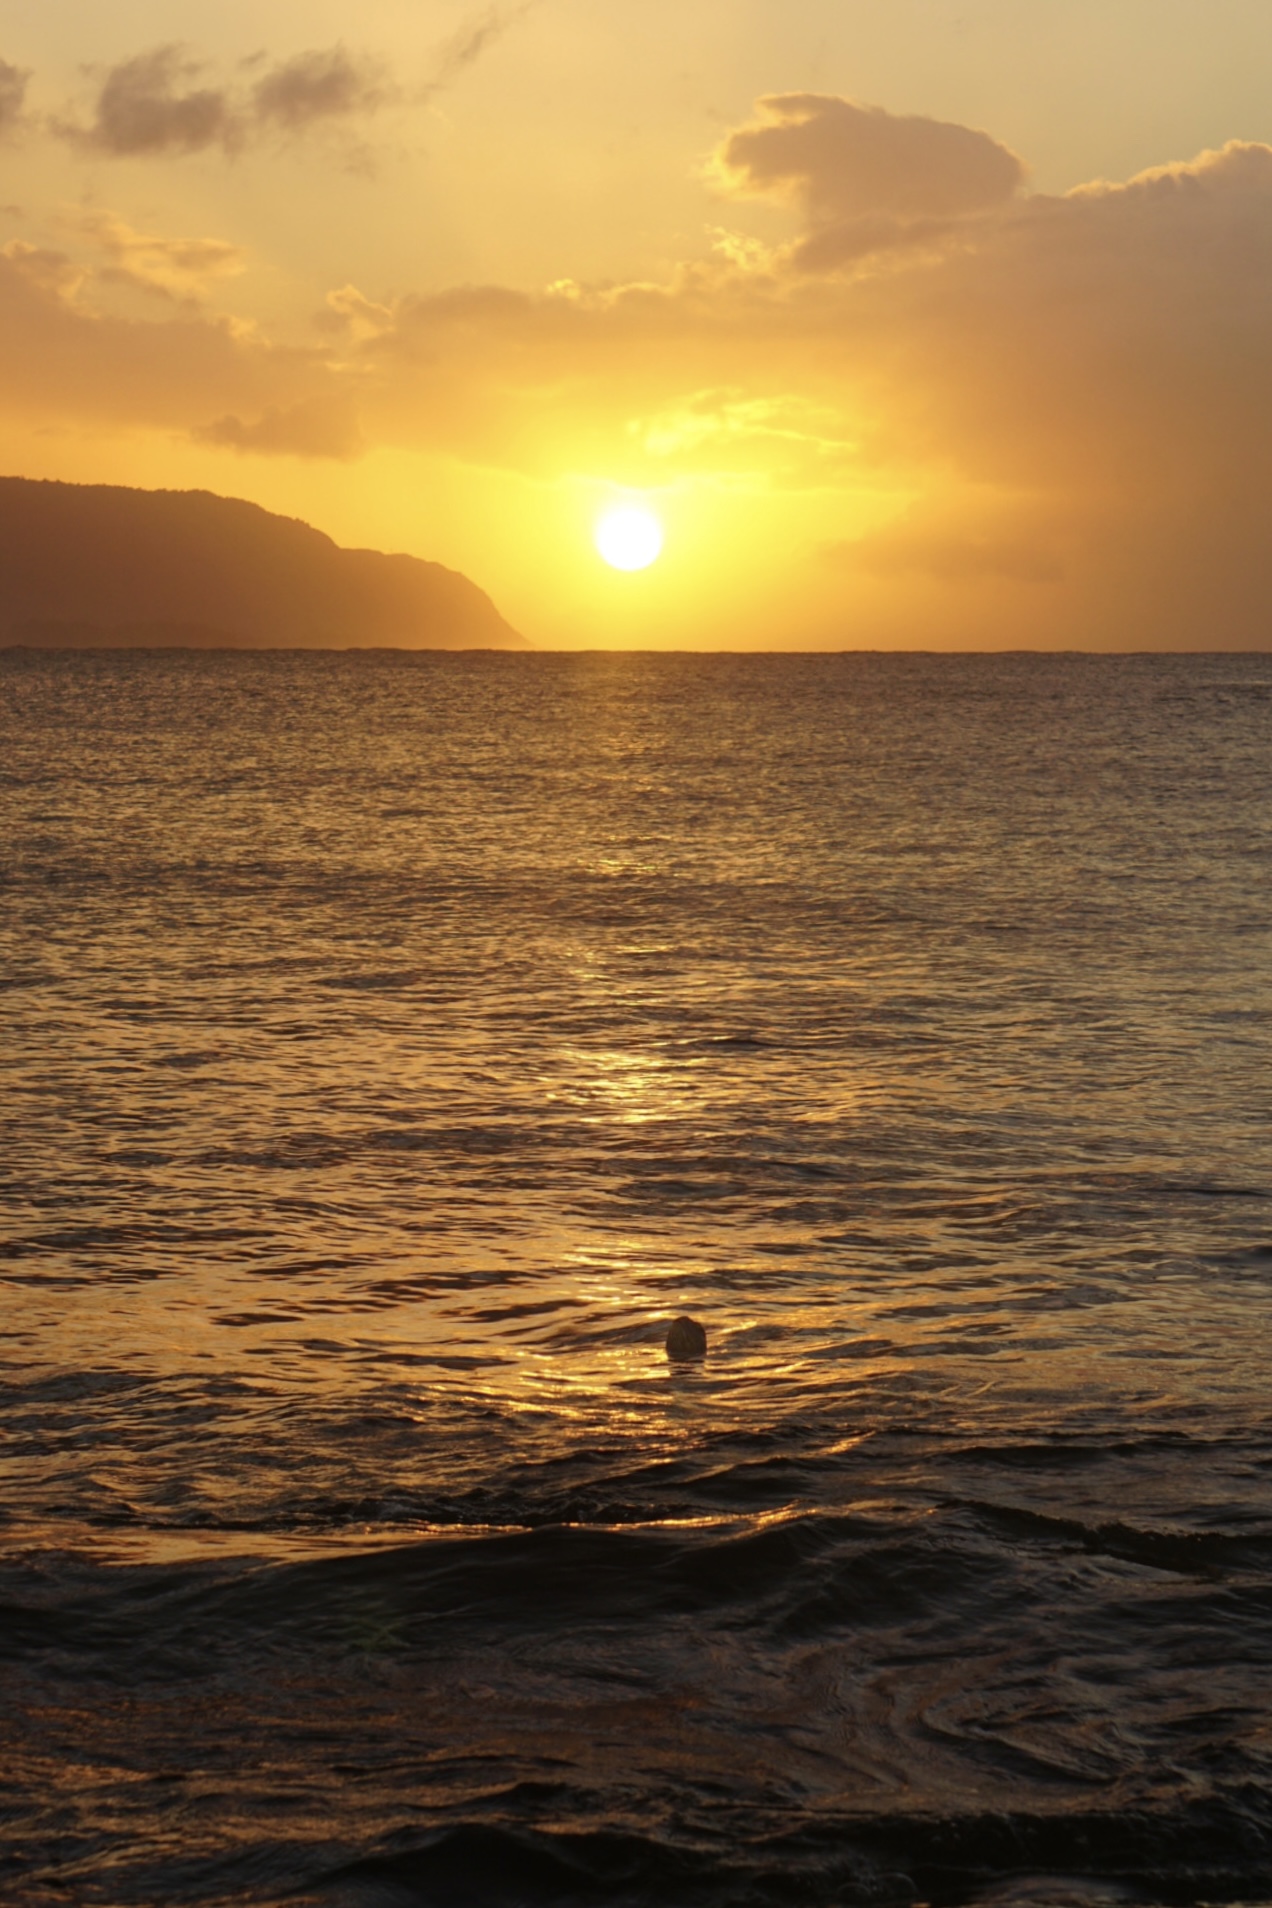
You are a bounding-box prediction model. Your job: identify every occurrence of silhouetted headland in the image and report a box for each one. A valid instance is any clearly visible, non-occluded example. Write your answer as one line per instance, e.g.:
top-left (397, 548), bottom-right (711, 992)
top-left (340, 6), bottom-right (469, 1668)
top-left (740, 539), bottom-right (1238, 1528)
top-left (0, 477), bottom-right (525, 650)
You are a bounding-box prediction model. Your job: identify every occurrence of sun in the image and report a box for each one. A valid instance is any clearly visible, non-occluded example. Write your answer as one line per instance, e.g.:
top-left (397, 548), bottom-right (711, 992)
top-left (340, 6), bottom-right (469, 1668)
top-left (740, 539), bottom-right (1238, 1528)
top-left (595, 504), bottom-right (663, 571)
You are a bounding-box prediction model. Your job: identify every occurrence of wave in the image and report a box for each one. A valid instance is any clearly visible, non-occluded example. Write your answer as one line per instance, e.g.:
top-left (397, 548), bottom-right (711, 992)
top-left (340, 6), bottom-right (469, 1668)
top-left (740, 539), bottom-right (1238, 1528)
top-left (4, 1504), bottom-right (1272, 1900)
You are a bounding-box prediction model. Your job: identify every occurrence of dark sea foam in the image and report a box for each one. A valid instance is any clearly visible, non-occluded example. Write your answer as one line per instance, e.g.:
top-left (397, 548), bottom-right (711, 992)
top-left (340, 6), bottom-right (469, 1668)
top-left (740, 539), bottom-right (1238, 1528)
top-left (2, 649), bottom-right (1271, 1906)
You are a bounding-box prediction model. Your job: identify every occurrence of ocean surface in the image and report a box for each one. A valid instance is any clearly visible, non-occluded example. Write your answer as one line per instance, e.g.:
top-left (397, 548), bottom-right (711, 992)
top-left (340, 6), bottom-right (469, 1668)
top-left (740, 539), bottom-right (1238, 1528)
top-left (2, 647), bottom-right (1271, 1908)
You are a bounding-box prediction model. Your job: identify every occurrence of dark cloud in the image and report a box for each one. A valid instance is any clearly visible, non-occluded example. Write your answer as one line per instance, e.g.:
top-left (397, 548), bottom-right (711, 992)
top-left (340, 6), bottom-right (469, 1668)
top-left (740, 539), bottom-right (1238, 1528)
top-left (64, 43), bottom-right (388, 158)
top-left (252, 46), bottom-right (386, 133)
top-left (79, 46), bottom-right (232, 156)
top-left (0, 58), bottom-right (29, 136)
top-left (716, 94), bottom-right (1026, 266)
top-left (52, 16), bottom-right (529, 162)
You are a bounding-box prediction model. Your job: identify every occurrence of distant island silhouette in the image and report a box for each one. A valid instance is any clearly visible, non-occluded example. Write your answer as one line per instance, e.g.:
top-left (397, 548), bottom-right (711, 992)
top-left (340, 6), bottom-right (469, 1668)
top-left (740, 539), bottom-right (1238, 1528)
top-left (0, 477), bottom-right (526, 650)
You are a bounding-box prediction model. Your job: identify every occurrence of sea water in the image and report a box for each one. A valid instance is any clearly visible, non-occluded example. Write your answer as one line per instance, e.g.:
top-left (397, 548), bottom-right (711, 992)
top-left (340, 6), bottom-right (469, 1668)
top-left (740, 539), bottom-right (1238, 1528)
top-left (2, 648), bottom-right (1271, 1906)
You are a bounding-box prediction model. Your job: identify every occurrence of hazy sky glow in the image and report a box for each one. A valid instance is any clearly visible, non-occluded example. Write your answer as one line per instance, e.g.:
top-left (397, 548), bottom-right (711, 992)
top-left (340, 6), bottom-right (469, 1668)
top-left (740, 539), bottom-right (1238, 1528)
top-left (6, 1), bottom-right (1272, 647)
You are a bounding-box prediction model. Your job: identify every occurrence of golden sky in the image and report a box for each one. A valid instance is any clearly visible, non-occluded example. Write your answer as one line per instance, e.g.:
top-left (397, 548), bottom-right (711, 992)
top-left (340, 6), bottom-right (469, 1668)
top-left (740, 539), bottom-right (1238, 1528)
top-left (5, 1), bottom-right (1272, 648)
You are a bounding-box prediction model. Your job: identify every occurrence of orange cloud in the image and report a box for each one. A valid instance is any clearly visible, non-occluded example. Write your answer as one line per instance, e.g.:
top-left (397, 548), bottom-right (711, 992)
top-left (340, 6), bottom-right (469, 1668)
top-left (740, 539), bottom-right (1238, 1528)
top-left (72, 213), bottom-right (246, 305)
top-left (0, 243), bottom-right (322, 431)
top-left (194, 397), bottom-right (363, 459)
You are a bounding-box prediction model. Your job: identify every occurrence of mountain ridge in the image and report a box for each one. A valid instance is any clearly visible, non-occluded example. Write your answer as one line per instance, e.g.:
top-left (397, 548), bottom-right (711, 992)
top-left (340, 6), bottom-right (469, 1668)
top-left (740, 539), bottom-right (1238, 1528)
top-left (0, 477), bottom-right (526, 650)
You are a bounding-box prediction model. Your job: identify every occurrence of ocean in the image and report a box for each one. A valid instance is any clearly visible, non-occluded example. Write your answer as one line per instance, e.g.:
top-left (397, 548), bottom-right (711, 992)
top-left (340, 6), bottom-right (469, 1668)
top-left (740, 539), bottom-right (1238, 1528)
top-left (2, 647), bottom-right (1271, 1907)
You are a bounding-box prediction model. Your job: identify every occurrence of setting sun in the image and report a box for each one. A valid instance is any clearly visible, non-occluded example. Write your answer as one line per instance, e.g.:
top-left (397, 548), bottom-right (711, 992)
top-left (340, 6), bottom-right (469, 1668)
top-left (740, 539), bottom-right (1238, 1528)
top-left (595, 505), bottom-right (663, 572)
